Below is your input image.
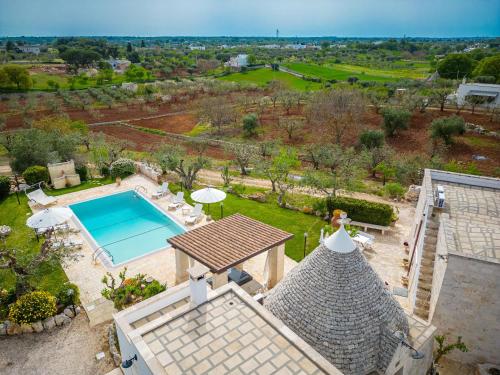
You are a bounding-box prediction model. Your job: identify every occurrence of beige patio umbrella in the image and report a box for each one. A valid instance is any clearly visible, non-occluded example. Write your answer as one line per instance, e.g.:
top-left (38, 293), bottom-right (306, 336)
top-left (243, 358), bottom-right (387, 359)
top-left (190, 187), bottom-right (226, 214)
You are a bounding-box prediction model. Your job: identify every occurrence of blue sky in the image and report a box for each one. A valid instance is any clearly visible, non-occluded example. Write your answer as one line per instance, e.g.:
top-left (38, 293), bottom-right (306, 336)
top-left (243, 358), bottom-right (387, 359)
top-left (0, 0), bottom-right (499, 37)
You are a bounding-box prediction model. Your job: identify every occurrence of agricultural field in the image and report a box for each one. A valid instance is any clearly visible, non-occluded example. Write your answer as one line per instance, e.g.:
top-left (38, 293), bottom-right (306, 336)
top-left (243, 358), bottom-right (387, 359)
top-left (218, 68), bottom-right (323, 91)
top-left (283, 62), bottom-right (430, 82)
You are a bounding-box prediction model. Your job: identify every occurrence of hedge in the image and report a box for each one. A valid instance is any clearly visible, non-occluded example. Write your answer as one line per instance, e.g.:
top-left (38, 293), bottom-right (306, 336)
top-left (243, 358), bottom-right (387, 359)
top-left (22, 165), bottom-right (49, 186)
top-left (331, 196), bottom-right (394, 226)
top-left (0, 176), bottom-right (10, 199)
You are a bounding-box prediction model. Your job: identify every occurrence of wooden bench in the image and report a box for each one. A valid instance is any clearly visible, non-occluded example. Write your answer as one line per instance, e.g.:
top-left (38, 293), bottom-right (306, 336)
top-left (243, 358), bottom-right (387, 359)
top-left (349, 220), bottom-right (390, 235)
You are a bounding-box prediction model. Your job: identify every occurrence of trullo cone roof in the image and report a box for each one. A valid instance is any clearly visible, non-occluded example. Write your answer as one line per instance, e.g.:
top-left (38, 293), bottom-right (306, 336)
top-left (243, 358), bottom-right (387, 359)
top-left (264, 224), bottom-right (409, 375)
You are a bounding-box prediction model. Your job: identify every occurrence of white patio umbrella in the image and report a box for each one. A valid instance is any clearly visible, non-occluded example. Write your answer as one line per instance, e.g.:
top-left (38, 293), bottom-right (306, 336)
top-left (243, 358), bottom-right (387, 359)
top-left (190, 187), bottom-right (226, 214)
top-left (26, 207), bottom-right (73, 230)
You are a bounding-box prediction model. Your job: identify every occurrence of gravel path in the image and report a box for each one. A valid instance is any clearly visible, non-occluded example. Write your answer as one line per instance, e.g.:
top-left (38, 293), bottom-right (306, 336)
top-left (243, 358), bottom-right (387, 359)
top-left (0, 313), bottom-right (115, 375)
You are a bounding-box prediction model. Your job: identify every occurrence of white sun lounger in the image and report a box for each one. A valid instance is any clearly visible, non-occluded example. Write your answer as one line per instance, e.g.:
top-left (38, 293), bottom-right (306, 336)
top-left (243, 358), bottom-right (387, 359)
top-left (353, 231), bottom-right (375, 250)
top-left (51, 238), bottom-right (84, 249)
top-left (152, 182), bottom-right (170, 199)
top-left (168, 192), bottom-right (185, 210)
top-left (27, 189), bottom-right (57, 207)
top-left (185, 204), bottom-right (203, 225)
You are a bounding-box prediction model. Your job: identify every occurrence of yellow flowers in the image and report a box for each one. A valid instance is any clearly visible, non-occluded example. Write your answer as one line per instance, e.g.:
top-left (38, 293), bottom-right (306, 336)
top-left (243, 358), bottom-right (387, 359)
top-left (8, 291), bottom-right (57, 325)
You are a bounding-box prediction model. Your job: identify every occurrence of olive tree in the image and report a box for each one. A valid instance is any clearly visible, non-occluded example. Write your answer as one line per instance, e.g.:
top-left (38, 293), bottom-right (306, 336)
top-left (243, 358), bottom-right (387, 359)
top-left (224, 142), bottom-right (257, 175)
top-left (307, 89), bottom-right (365, 144)
top-left (199, 96), bottom-right (237, 134)
top-left (381, 107), bottom-right (411, 137)
top-left (430, 115), bottom-right (465, 145)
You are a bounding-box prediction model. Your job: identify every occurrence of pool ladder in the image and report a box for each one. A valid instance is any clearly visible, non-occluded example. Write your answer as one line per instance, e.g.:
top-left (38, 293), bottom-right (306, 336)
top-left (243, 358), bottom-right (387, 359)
top-left (134, 185), bottom-right (147, 196)
top-left (92, 246), bottom-right (114, 264)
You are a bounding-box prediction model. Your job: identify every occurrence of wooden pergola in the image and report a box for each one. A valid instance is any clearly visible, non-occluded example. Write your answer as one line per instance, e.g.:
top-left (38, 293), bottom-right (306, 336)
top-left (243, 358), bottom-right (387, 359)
top-left (168, 214), bottom-right (294, 289)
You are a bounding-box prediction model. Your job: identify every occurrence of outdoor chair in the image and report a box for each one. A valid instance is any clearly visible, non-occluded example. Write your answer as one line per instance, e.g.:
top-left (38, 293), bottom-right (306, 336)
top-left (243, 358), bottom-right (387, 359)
top-left (353, 231), bottom-right (375, 250)
top-left (168, 192), bottom-right (185, 210)
top-left (26, 189), bottom-right (57, 207)
top-left (185, 203), bottom-right (203, 225)
top-left (152, 182), bottom-right (170, 199)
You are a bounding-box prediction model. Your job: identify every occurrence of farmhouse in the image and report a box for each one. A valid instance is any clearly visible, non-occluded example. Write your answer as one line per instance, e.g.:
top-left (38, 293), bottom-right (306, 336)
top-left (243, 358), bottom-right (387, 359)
top-left (224, 54), bottom-right (248, 69)
top-left (454, 82), bottom-right (500, 108)
top-left (17, 45), bottom-right (41, 54)
top-left (407, 169), bottom-right (500, 364)
top-left (108, 58), bottom-right (132, 73)
top-left (189, 44), bottom-right (206, 51)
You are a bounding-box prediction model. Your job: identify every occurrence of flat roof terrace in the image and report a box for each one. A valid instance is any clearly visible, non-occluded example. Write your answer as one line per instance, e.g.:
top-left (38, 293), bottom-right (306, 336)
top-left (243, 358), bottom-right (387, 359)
top-left (128, 284), bottom-right (340, 375)
top-left (432, 177), bottom-right (500, 262)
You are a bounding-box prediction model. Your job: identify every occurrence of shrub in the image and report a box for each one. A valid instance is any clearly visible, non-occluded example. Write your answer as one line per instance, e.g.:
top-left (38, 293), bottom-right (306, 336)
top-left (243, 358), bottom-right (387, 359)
top-left (143, 280), bottom-right (166, 299)
top-left (9, 291), bottom-right (57, 324)
top-left (0, 176), bottom-right (10, 199)
top-left (75, 164), bottom-right (88, 182)
top-left (100, 165), bottom-right (110, 177)
top-left (56, 282), bottom-right (80, 307)
top-left (242, 113), bottom-right (258, 137)
top-left (110, 158), bottom-right (135, 179)
top-left (22, 165), bottom-right (49, 185)
top-left (359, 129), bottom-right (385, 149)
top-left (384, 182), bottom-right (406, 200)
top-left (430, 115), bottom-right (465, 145)
top-left (331, 196), bottom-right (394, 226)
top-left (381, 108), bottom-right (411, 137)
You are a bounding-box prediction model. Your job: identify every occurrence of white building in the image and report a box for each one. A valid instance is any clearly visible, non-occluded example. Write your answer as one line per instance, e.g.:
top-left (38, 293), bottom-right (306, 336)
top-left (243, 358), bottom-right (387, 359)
top-left (284, 44), bottom-right (307, 50)
top-left (18, 45), bottom-right (40, 55)
top-left (408, 169), bottom-right (500, 364)
top-left (108, 58), bottom-right (132, 73)
top-left (224, 54), bottom-right (248, 69)
top-left (455, 83), bottom-right (500, 108)
top-left (188, 45), bottom-right (205, 51)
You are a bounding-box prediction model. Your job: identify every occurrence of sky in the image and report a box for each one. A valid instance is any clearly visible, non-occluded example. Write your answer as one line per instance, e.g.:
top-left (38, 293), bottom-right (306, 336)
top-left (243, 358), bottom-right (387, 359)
top-left (0, 0), bottom-right (499, 38)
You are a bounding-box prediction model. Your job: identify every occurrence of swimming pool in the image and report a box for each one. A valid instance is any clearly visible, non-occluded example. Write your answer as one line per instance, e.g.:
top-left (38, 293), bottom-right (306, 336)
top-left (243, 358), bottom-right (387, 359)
top-left (70, 190), bottom-right (185, 266)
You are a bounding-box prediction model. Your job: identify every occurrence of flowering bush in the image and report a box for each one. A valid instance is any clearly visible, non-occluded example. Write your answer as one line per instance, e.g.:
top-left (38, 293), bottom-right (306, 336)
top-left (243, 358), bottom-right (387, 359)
top-left (22, 165), bottom-right (49, 185)
top-left (9, 291), bottom-right (57, 324)
top-left (110, 158), bottom-right (135, 179)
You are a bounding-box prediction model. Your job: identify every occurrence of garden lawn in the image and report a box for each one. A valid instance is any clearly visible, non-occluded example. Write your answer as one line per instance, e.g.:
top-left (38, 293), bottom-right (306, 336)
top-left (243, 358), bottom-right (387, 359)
top-left (219, 68), bottom-right (322, 91)
top-left (0, 194), bottom-right (68, 297)
top-left (179, 185), bottom-right (326, 262)
top-left (43, 177), bottom-right (113, 196)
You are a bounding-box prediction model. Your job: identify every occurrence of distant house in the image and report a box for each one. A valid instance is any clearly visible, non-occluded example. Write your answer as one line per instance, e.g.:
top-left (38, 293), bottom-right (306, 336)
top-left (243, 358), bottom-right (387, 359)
top-left (121, 82), bottom-right (138, 92)
top-left (189, 45), bottom-right (206, 51)
top-left (18, 45), bottom-right (41, 55)
top-left (284, 44), bottom-right (307, 50)
top-left (108, 58), bottom-right (131, 73)
top-left (224, 54), bottom-right (249, 69)
top-left (262, 44), bottom-right (280, 49)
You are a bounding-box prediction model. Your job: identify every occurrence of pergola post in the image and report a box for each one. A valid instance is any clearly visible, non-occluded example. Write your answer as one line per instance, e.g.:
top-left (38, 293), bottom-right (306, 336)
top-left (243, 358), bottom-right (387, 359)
top-left (212, 271), bottom-right (228, 289)
top-left (267, 244), bottom-right (285, 289)
top-left (175, 249), bottom-right (190, 285)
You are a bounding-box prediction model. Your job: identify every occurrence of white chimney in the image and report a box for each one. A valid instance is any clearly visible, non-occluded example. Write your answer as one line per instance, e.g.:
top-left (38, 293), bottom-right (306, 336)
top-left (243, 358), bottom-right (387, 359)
top-left (187, 264), bottom-right (210, 305)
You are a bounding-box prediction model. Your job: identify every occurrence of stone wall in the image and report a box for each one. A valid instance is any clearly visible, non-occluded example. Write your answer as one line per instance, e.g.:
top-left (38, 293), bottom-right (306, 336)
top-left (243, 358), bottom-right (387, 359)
top-left (428, 216), bottom-right (449, 321)
top-left (431, 254), bottom-right (500, 364)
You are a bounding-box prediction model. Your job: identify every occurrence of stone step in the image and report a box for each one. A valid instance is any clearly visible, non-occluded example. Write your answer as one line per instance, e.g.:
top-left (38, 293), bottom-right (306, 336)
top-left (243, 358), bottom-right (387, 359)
top-left (418, 280), bottom-right (432, 291)
top-left (421, 258), bottom-right (434, 267)
top-left (427, 221), bottom-right (440, 230)
top-left (416, 289), bottom-right (431, 302)
top-left (420, 265), bottom-right (434, 275)
top-left (414, 307), bottom-right (430, 320)
top-left (415, 299), bottom-right (430, 309)
top-left (424, 236), bottom-right (437, 246)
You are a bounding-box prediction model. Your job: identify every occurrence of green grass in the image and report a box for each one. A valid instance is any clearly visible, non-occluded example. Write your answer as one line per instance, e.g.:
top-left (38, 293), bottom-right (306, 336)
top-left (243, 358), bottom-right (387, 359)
top-left (44, 177), bottom-right (113, 196)
top-left (176, 184), bottom-right (327, 261)
top-left (0, 194), bottom-right (68, 297)
top-left (185, 123), bottom-right (211, 137)
top-left (219, 68), bottom-right (322, 91)
top-left (283, 62), bottom-right (429, 82)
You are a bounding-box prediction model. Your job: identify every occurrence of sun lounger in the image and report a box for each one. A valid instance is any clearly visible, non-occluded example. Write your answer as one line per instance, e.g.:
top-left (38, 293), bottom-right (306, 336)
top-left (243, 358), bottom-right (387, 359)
top-left (152, 182), bottom-right (170, 199)
top-left (353, 231), bottom-right (375, 250)
top-left (168, 192), bottom-right (185, 210)
top-left (27, 189), bottom-right (57, 207)
top-left (185, 203), bottom-right (203, 225)
top-left (51, 238), bottom-right (84, 249)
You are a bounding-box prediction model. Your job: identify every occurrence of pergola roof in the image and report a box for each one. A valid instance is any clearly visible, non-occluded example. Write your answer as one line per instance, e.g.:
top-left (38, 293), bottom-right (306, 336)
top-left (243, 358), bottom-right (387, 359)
top-left (167, 214), bottom-right (293, 273)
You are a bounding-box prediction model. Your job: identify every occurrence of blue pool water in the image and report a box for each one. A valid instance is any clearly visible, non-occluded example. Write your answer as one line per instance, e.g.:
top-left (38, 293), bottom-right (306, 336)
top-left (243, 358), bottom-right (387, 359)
top-left (70, 190), bottom-right (185, 265)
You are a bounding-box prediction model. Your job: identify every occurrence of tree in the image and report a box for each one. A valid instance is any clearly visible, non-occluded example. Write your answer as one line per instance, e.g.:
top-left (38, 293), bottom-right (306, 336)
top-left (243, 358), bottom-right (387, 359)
top-left (301, 144), bottom-right (326, 170)
top-left (199, 96), bottom-right (237, 134)
top-left (242, 113), bottom-right (259, 138)
top-left (257, 139), bottom-right (280, 158)
top-left (268, 80), bottom-right (286, 108)
top-left (362, 146), bottom-right (394, 178)
top-left (381, 107), bottom-right (411, 137)
top-left (0, 230), bottom-right (79, 296)
top-left (1, 65), bottom-right (32, 89)
top-left (124, 64), bottom-right (152, 82)
top-left (307, 89), bottom-right (365, 144)
top-left (302, 146), bottom-right (363, 216)
top-left (277, 116), bottom-right (303, 140)
top-left (366, 88), bottom-right (388, 113)
top-left (89, 133), bottom-right (132, 171)
top-left (140, 40), bottom-right (146, 48)
top-left (126, 42), bottom-right (133, 53)
top-left (60, 48), bottom-right (101, 72)
top-left (153, 144), bottom-right (209, 190)
top-left (374, 161), bottom-right (396, 185)
top-left (437, 54), bottom-right (474, 79)
top-left (359, 129), bottom-right (385, 149)
top-left (430, 115), bottom-right (465, 145)
top-left (465, 95), bottom-right (487, 114)
top-left (472, 55), bottom-right (500, 83)
top-left (430, 87), bottom-right (453, 111)
top-left (224, 143), bottom-right (257, 175)
top-left (6, 40), bottom-right (14, 51)
top-left (279, 90), bottom-right (299, 114)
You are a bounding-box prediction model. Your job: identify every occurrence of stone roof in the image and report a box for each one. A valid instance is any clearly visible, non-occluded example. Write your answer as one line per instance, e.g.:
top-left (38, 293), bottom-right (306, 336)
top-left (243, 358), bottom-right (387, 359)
top-left (168, 214), bottom-right (294, 273)
top-left (264, 229), bottom-right (409, 375)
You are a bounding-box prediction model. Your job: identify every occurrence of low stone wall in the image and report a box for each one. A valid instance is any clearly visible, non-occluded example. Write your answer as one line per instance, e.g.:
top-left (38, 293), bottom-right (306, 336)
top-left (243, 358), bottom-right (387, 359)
top-left (0, 305), bottom-right (81, 336)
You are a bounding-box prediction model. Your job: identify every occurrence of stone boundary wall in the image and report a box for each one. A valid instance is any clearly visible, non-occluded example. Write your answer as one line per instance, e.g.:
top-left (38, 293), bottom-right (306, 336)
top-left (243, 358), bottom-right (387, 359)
top-left (0, 305), bottom-right (81, 336)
